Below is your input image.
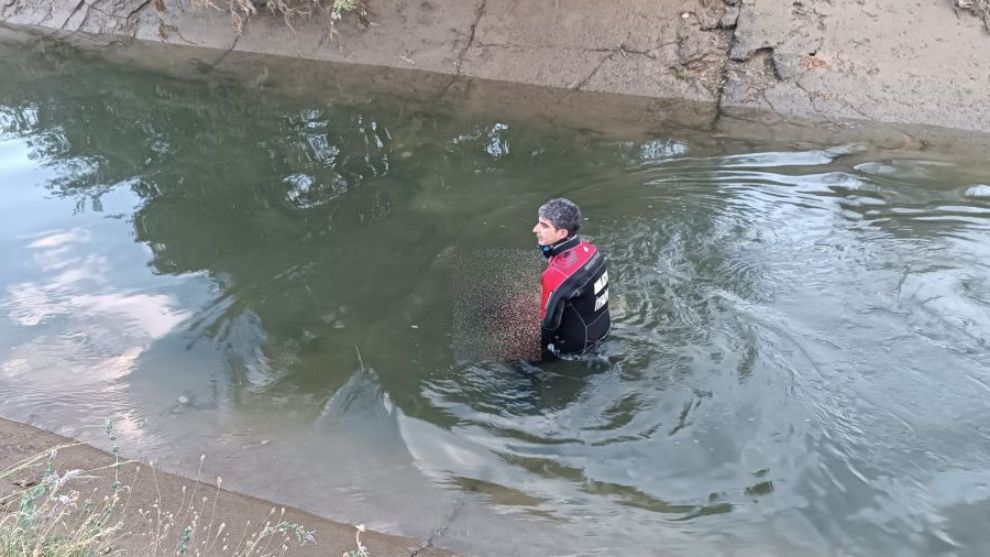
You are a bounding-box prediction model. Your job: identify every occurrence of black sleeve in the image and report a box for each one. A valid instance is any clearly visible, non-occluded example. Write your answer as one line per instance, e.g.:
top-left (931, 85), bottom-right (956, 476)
top-left (542, 289), bottom-right (568, 331)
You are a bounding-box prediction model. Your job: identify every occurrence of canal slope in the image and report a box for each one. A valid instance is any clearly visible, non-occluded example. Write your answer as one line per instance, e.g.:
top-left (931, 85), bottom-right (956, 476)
top-left (0, 416), bottom-right (456, 557)
top-left (1, 0), bottom-right (989, 136)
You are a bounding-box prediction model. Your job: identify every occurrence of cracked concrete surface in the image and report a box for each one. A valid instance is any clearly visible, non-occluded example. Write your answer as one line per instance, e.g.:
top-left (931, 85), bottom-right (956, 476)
top-left (720, 0), bottom-right (990, 134)
top-left (453, 0), bottom-right (485, 74)
top-left (0, 0), bottom-right (728, 131)
top-left (458, 0), bottom-right (727, 105)
top-left (408, 498), bottom-right (465, 557)
top-left (6, 0), bottom-right (988, 136)
top-left (3, 0), bottom-right (987, 137)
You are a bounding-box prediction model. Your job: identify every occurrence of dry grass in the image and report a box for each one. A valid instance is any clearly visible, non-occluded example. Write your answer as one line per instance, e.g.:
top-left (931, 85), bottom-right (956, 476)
top-left (0, 443), bottom-right (124, 557)
top-left (0, 422), bottom-right (338, 557)
top-left (955, 0), bottom-right (990, 31)
top-left (188, 0), bottom-right (368, 34)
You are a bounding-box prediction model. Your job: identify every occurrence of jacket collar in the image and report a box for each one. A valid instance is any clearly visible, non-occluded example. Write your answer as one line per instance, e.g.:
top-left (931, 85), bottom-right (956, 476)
top-left (541, 235), bottom-right (580, 259)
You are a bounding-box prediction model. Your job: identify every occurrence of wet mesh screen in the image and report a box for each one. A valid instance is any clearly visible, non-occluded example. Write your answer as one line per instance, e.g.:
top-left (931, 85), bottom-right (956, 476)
top-left (452, 249), bottom-right (542, 362)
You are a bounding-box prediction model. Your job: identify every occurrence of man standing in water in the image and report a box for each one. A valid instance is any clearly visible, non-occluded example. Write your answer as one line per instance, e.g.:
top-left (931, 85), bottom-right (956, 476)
top-left (533, 198), bottom-right (611, 357)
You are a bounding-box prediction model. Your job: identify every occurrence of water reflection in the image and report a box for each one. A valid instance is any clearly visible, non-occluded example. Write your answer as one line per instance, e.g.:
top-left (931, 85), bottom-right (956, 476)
top-left (3, 39), bottom-right (990, 557)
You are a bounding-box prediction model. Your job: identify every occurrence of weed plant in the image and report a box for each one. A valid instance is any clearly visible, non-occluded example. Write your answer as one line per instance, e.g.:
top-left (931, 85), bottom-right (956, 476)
top-left (0, 421), bottom-right (330, 557)
top-left (187, 0), bottom-right (366, 34)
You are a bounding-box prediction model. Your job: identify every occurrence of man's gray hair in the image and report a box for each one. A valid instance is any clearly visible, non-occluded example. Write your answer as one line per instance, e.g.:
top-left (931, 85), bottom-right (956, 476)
top-left (538, 198), bottom-right (581, 235)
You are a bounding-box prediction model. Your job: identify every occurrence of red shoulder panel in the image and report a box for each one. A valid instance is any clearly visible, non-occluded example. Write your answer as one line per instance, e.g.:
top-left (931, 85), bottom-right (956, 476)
top-left (539, 241), bottom-right (598, 318)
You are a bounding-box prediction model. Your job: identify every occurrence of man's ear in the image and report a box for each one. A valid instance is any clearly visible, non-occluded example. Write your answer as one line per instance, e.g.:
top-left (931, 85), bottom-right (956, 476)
top-left (554, 227), bottom-right (570, 242)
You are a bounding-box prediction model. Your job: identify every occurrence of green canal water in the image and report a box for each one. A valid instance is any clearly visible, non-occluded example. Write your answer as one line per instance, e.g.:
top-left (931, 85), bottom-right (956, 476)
top-left (3, 39), bottom-right (990, 557)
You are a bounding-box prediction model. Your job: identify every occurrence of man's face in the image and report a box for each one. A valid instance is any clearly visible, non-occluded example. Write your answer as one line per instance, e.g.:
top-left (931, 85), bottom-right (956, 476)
top-left (533, 216), bottom-right (569, 246)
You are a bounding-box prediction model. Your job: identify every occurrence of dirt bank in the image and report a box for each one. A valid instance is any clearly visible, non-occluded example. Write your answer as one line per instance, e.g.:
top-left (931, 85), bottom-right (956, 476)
top-left (1, 0), bottom-right (989, 137)
top-left (0, 416), bottom-right (454, 557)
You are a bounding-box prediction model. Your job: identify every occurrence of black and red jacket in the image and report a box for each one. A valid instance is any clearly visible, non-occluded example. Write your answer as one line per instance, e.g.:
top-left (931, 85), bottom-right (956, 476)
top-left (539, 236), bottom-right (611, 354)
